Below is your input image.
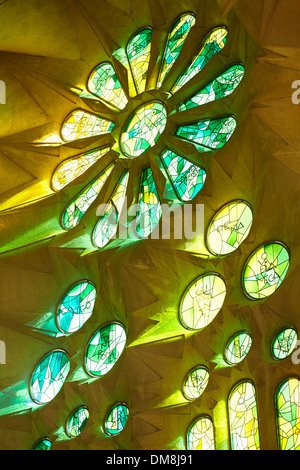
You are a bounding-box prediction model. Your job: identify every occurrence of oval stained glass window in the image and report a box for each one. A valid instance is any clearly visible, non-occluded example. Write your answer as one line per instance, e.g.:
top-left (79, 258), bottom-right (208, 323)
top-left (242, 242), bottom-right (290, 300)
top-left (120, 101), bottom-right (167, 158)
top-left (32, 438), bottom-right (51, 450)
top-left (87, 62), bottom-right (128, 111)
top-left (224, 331), bottom-right (252, 365)
top-left (56, 281), bottom-right (97, 334)
top-left (30, 350), bottom-right (70, 405)
top-left (207, 200), bottom-right (253, 256)
top-left (66, 406), bottom-right (89, 438)
top-left (179, 273), bottom-right (226, 330)
top-left (276, 377), bottom-right (300, 450)
top-left (84, 322), bottom-right (126, 377)
top-left (271, 327), bottom-right (298, 360)
top-left (182, 366), bottom-right (209, 400)
top-left (187, 416), bottom-right (215, 450)
top-left (104, 403), bottom-right (129, 436)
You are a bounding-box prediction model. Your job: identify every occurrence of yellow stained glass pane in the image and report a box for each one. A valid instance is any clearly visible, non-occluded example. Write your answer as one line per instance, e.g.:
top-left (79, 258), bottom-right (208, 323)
top-left (87, 62), bottom-right (128, 111)
top-left (127, 27), bottom-right (152, 95)
top-left (61, 110), bottom-right (114, 142)
top-left (276, 378), bottom-right (300, 450)
top-left (187, 417), bottom-right (215, 450)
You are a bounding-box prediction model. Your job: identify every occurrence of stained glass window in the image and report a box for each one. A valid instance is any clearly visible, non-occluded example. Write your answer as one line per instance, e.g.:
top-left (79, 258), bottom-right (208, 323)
top-left (66, 406), bottom-right (89, 438)
top-left (157, 13), bottom-right (196, 88)
top-left (32, 438), bottom-right (51, 450)
top-left (51, 147), bottom-right (110, 192)
top-left (30, 350), bottom-right (70, 405)
top-left (276, 377), bottom-right (300, 450)
top-left (87, 62), bottom-right (128, 110)
top-left (207, 200), bottom-right (253, 256)
top-left (92, 171), bottom-right (129, 249)
top-left (175, 116), bottom-right (236, 152)
top-left (56, 281), bottom-right (97, 334)
top-left (187, 416), bottom-right (215, 450)
top-left (135, 167), bottom-right (162, 239)
top-left (104, 403), bottom-right (129, 436)
top-left (160, 149), bottom-right (206, 201)
top-left (224, 331), bottom-right (252, 365)
top-left (271, 327), bottom-right (298, 360)
top-left (242, 242), bottom-right (290, 300)
top-left (84, 322), bottom-right (126, 378)
top-left (120, 101), bottom-right (167, 158)
top-left (61, 163), bottom-right (114, 230)
top-left (228, 381), bottom-right (260, 450)
top-left (179, 273), bottom-right (226, 330)
top-left (182, 366), bottom-right (209, 401)
top-left (178, 64), bottom-right (245, 111)
top-left (61, 110), bottom-right (114, 142)
top-left (127, 27), bottom-right (152, 95)
top-left (171, 26), bottom-right (228, 94)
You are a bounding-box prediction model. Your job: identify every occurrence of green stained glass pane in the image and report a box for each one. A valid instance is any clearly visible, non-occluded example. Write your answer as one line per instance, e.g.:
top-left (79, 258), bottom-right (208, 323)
top-left (61, 110), bottom-right (114, 142)
top-left (87, 62), bottom-right (128, 110)
top-left (224, 331), bottom-right (252, 365)
top-left (157, 13), bottom-right (196, 88)
top-left (171, 26), bottom-right (228, 94)
top-left (30, 350), bottom-right (70, 405)
top-left (66, 406), bottom-right (89, 438)
top-left (127, 27), bottom-right (152, 95)
top-left (271, 327), bottom-right (298, 360)
top-left (61, 163), bottom-right (114, 230)
top-left (84, 323), bottom-right (126, 378)
top-left (276, 378), bottom-right (300, 450)
top-left (51, 147), bottom-right (110, 191)
top-left (175, 116), bottom-right (236, 152)
top-left (136, 167), bottom-right (162, 239)
top-left (242, 242), bottom-right (290, 300)
top-left (179, 64), bottom-right (245, 111)
top-left (179, 273), bottom-right (226, 331)
top-left (120, 101), bottom-right (167, 158)
top-left (228, 381), bottom-right (260, 450)
top-left (32, 438), bottom-right (51, 450)
top-left (105, 403), bottom-right (129, 436)
top-left (92, 171), bottom-right (129, 248)
top-left (56, 281), bottom-right (97, 334)
top-left (187, 417), bottom-right (215, 450)
top-left (207, 201), bottom-right (253, 256)
top-left (161, 149), bottom-right (206, 201)
top-left (183, 366), bottom-right (209, 400)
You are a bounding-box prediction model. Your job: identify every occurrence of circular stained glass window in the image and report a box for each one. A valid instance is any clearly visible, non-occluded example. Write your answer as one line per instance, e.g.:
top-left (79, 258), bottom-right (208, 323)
top-left (206, 200), bottom-right (253, 256)
top-left (30, 350), bottom-right (70, 405)
top-left (224, 331), bottom-right (252, 365)
top-left (271, 327), bottom-right (298, 360)
top-left (120, 101), bottom-right (167, 158)
top-left (66, 405), bottom-right (89, 438)
top-left (187, 416), bottom-right (215, 450)
top-left (179, 273), bottom-right (226, 330)
top-left (56, 280), bottom-right (97, 334)
top-left (182, 366), bottom-right (209, 400)
top-left (242, 242), bottom-right (290, 300)
top-left (84, 322), bottom-right (126, 377)
top-left (104, 403), bottom-right (129, 436)
top-left (32, 438), bottom-right (51, 450)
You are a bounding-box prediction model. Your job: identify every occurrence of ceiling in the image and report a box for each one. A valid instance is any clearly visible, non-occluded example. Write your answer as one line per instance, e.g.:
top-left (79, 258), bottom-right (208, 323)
top-left (0, 0), bottom-right (299, 450)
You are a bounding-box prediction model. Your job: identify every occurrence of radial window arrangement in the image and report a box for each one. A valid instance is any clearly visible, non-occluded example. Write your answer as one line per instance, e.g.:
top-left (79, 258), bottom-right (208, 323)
top-left (276, 377), bottom-right (300, 450)
top-left (104, 403), bottom-right (129, 436)
top-left (84, 323), bottom-right (126, 378)
top-left (56, 280), bottom-right (97, 334)
top-left (224, 331), bottom-right (252, 365)
top-left (182, 366), bottom-right (209, 401)
top-left (228, 381), bottom-right (260, 450)
top-left (187, 416), bottom-right (215, 450)
top-left (242, 242), bottom-right (290, 300)
top-left (206, 200), bottom-right (253, 256)
top-left (49, 12), bottom-right (245, 249)
top-left (66, 406), bottom-right (90, 438)
top-left (29, 350), bottom-right (70, 405)
top-left (179, 273), bottom-right (226, 330)
top-left (271, 327), bottom-right (298, 360)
